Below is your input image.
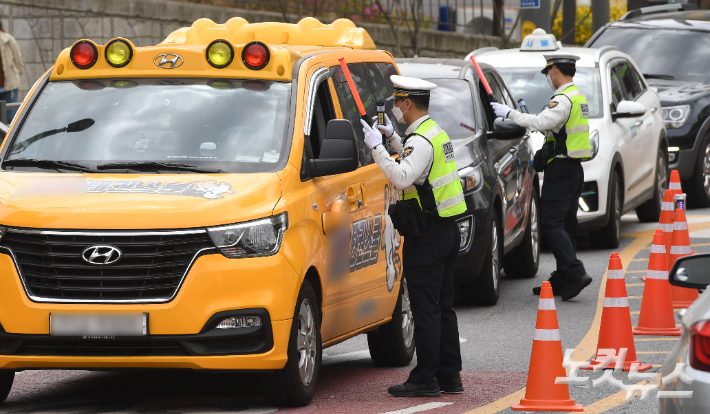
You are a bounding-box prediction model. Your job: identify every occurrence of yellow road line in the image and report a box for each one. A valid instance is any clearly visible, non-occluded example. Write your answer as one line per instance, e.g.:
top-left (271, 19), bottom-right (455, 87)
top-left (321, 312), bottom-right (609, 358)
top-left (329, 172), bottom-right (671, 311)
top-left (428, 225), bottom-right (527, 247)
top-left (637, 351), bottom-right (671, 354)
top-left (628, 296), bottom-right (642, 299)
top-left (627, 283), bottom-right (644, 287)
top-left (564, 381), bottom-right (647, 414)
top-left (653, 364), bottom-right (662, 368)
top-left (625, 270), bottom-right (647, 274)
top-left (630, 311), bottom-right (640, 315)
top-left (631, 258), bottom-right (647, 262)
top-left (691, 242), bottom-right (710, 247)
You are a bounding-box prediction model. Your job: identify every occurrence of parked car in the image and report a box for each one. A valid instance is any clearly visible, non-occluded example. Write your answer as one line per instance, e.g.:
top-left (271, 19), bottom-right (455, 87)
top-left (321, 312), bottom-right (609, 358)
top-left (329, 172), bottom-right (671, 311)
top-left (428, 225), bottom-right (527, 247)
top-left (473, 29), bottom-right (668, 248)
top-left (396, 57), bottom-right (540, 306)
top-left (0, 18), bottom-right (416, 407)
top-left (585, 4), bottom-right (710, 207)
top-left (661, 253), bottom-right (710, 413)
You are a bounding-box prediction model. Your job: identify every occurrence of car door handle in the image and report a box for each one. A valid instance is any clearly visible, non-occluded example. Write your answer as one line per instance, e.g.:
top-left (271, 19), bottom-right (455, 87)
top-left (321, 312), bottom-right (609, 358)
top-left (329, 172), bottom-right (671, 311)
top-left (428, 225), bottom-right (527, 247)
top-left (509, 147), bottom-right (518, 155)
top-left (651, 106), bottom-right (657, 113)
top-left (635, 120), bottom-right (644, 126)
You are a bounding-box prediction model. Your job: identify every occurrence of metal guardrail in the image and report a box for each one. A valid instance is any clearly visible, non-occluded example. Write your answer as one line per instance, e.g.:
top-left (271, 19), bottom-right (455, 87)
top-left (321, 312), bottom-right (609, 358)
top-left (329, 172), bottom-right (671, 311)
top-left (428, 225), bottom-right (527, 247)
top-left (0, 101), bottom-right (20, 125)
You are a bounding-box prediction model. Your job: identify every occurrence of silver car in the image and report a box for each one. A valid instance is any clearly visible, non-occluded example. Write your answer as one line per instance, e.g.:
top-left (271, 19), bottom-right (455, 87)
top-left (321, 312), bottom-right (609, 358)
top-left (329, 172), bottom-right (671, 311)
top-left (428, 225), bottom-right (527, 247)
top-left (661, 254), bottom-right (710, 413)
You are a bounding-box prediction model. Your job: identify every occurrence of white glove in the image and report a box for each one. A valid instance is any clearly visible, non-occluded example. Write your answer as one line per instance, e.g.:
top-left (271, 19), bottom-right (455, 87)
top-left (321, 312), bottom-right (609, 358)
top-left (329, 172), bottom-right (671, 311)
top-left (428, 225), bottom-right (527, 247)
top-left (371, 113), bottom-right (395, 138)
top-left (491, 102), bottom-right (512, 118)
top-left (360, 119), bottom-right (383, 150)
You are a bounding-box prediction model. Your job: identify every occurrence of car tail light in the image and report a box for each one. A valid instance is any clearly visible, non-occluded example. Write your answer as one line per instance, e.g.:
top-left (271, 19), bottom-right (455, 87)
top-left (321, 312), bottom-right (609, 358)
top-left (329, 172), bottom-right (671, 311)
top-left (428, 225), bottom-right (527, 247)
top-left (242, 41), bottom-right (270, 70)
top-left (70, 41), bottom-right (98, 69)
top-left (691, 320), bottom-right (710, 371)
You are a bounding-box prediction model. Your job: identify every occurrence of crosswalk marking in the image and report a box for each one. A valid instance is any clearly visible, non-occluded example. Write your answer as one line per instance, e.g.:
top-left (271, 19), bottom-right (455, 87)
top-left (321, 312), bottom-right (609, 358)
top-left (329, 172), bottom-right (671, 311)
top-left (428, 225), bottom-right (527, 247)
top-left (380, 402), bottom-right (454, 414)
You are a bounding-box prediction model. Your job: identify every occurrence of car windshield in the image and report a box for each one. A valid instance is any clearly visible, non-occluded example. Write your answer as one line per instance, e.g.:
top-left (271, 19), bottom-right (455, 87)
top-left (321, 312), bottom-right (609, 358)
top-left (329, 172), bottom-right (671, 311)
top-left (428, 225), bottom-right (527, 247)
top-left (396, 78), bottom-right (477, 139)
top-left (498, 68), bottom-right (603, 118)
top-left (590, 27), bottom-right (710, 84)
top-left (7, 79), bottom-right (291, 173)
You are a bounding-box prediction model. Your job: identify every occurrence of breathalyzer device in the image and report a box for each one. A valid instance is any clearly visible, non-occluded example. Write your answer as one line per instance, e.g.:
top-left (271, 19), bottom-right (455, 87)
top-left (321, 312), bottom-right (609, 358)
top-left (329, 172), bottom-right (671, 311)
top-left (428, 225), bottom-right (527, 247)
top-left (377, 100), bottom-right (386, 146)
top-left (518, 99), bottom-right (529, 114)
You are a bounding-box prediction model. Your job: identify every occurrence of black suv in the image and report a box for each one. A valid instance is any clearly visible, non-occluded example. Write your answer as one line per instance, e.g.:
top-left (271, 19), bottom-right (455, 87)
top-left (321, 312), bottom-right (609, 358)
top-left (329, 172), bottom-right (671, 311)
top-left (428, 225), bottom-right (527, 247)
top-left (586, 4), bottom-right (710, 206)
top-left (396, 58), bottom-right (540, 305)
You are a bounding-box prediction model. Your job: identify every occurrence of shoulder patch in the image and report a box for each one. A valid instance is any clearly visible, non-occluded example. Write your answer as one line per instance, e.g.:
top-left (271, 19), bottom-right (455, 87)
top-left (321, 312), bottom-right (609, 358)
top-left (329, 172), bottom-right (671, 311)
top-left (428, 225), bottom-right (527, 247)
top-left (442, 141), bottom-right (455, 163)
top-left (580, 103), bottom-right (589, 118)
top-left (402, 146), bottom-right (414, 159)
top-left (548, 101), bottom-right (559, 109)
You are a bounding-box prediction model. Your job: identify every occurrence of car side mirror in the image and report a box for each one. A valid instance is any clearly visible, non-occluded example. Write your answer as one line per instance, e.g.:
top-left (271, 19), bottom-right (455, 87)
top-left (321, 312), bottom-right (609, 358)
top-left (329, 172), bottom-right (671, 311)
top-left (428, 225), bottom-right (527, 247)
top-left (308, 119), bottom-right (359, 177)
top-left (669, 253), bottom-right (710, 290)
top-left (612, 100), bottom-right (645, 121)
top-left (488, 118), bottom-right (526, 140)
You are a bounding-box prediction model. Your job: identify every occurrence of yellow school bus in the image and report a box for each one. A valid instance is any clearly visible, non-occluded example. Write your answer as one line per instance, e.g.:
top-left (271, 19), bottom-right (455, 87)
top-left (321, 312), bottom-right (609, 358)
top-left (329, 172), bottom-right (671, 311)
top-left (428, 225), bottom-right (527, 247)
top-left (0, 17), bottom-right (413, 406)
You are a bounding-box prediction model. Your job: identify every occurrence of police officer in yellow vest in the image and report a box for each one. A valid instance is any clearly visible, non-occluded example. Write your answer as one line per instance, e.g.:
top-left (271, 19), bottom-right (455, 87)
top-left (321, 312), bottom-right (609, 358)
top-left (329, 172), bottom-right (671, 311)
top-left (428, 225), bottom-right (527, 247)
top-left (491, 54), bottom-right (593, 301)
top-left (360, 75), bottom-right (465, 397)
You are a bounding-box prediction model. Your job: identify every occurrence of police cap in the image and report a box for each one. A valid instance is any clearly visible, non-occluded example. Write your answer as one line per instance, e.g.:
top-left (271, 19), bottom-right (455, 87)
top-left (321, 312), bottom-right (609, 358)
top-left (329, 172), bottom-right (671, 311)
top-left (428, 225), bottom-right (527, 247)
top-left (386, 75), bottom-right (437, 101)
top-left (541, 54), bottom-right (581, 74)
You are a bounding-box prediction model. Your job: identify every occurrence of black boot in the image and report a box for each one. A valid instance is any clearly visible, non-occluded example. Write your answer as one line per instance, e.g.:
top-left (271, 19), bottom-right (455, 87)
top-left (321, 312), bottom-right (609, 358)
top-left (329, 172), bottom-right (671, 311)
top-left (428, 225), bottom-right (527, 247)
top-left (533, 272), bottom-right (566, 296)
top-left (436, 373), bottom-right (463, 394)
top-left (561, 273), bottom-right (593, 301)
top-left (388, 379), bottom-right (441, 397)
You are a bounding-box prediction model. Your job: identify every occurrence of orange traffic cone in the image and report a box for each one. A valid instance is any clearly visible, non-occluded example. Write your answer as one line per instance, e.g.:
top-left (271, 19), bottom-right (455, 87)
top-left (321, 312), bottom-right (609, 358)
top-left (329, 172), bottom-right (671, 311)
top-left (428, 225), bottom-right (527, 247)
top-left (669, 170), bottom-right (682, 198)
top-left (669, 207), bottom-right (698, 308)
top-left (582, 253), bottom-right (651, 371)
top-left (633, 229), bottom-right (681, 336)
top-left (660, 189), bottom-right (675, 269)
top-left (513, 282), bottom-right (583, 412)
top-left (644, 190), bottom-right (676, 282)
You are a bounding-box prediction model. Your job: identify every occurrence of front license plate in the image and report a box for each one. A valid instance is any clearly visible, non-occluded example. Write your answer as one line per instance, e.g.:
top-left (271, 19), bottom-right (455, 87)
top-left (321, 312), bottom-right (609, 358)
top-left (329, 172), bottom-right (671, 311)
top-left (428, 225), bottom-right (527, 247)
top-left (50, 313), bottom-right (147, 337)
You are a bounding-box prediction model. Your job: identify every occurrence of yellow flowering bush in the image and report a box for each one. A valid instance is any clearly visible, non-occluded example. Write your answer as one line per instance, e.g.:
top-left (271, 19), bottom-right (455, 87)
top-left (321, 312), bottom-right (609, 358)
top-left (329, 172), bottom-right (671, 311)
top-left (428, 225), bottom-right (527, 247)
top-left (552, 1), bottom-right (627, 45)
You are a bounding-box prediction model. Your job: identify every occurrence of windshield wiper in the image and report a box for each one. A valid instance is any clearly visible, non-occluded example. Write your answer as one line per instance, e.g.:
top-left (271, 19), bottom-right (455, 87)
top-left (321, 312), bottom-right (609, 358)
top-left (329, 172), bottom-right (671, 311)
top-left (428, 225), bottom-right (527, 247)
top-left (643, 74), bottom-right (674, 80)
top-left (9, 118), bottom-right (95, 156)
top-left (3, 158), bottom-right (96, 172)
top-left (95, 161), bottom-right (221, 173)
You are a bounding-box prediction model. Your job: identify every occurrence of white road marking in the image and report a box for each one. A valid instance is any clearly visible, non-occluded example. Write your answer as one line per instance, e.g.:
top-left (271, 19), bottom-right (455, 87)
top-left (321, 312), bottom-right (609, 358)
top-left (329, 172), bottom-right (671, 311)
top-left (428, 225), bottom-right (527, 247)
top-left (690, 228), bottom-right (710, 238)
top-left (321, 349), bottom-right (371, 365)
top-left (379, 402), bottom-right (454, 414)
top-left (459, 337), bottom-right (467, 343)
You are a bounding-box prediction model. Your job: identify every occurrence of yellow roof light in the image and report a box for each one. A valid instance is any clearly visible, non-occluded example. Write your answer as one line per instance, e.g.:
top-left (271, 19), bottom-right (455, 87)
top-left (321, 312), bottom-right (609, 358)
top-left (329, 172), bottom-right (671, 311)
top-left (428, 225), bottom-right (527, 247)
top-left (206, 40), bottom-right (234, 68)
top-left (105, 38), bottom-right (133, 68)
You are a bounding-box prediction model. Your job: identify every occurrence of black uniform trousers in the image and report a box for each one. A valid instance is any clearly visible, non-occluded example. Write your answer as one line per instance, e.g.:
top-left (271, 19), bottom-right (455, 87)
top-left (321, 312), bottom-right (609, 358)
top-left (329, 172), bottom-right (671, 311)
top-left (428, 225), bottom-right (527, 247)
top-left (540, 157), bottom-right (587, 279)
top-left (403, 215), bottom-right (462, 384)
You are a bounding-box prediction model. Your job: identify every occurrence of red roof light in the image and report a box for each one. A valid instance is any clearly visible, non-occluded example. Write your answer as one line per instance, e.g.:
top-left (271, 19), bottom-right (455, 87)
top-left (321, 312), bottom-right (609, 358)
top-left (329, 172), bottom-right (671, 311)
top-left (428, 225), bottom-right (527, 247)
top-left (242, 42), bottom-right (270, 70)
top-left (71, 41), bottom-right (98, 69)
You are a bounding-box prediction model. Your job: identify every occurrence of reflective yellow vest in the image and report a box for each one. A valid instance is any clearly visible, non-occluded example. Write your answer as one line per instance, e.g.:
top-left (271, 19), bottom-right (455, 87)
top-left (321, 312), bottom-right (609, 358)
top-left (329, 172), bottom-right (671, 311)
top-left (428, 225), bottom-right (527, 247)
top-left (545, 85), bottom-right (592, 160)
top-left (401, 119), bottom-right (467, 217)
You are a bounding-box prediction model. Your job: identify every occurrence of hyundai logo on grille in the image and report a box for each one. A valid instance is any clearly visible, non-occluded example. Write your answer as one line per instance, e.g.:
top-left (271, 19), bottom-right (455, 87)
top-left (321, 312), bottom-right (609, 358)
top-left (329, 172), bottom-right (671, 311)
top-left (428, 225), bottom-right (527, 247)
top-left (154, 53), bottom-right (184, 69)
top-left (82, 246), bottom-right (122, 265)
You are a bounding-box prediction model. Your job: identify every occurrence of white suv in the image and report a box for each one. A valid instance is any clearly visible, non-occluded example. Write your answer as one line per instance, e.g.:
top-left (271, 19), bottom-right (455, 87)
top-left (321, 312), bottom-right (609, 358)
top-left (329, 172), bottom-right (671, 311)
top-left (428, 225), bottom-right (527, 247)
top-left (473, 30), bottom-right (668, 248)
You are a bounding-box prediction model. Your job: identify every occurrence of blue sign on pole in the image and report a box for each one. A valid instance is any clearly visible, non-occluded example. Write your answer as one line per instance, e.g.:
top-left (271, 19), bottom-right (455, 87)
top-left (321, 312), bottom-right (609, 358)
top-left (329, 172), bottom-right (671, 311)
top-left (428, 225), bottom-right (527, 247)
top-left (520, 0), bottom-right (540, 9)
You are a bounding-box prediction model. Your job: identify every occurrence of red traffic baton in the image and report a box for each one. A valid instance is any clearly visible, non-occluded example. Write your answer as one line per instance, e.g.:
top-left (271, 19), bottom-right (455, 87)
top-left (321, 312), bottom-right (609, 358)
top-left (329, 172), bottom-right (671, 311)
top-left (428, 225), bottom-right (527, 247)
top-left (470, 55), bottom-right (497, 103)
top-left (338, 57), bottom-right (370, 125)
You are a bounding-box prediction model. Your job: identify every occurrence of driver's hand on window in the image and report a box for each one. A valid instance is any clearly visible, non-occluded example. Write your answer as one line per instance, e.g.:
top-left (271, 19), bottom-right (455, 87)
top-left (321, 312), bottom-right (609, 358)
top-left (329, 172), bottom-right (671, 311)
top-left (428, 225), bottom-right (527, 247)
top-left (360, 119), bottom-right (382, 150)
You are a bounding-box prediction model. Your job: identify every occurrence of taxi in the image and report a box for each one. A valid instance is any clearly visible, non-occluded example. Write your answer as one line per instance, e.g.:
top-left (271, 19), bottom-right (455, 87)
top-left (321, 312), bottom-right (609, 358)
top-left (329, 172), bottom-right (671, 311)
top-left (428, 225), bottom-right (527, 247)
top-left (473, 29), bottom-right (668, 248)
top-left (0, 18), bottom-right (413, 406)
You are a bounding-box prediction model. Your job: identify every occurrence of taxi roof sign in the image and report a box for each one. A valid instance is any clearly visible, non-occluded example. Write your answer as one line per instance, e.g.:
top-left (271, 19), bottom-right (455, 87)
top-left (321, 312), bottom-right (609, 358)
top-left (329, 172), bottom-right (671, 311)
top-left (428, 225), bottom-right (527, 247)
top-left (520, 28), bottom-right (559, 52)
top-left (161, 17), bottom-right (376, 50)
